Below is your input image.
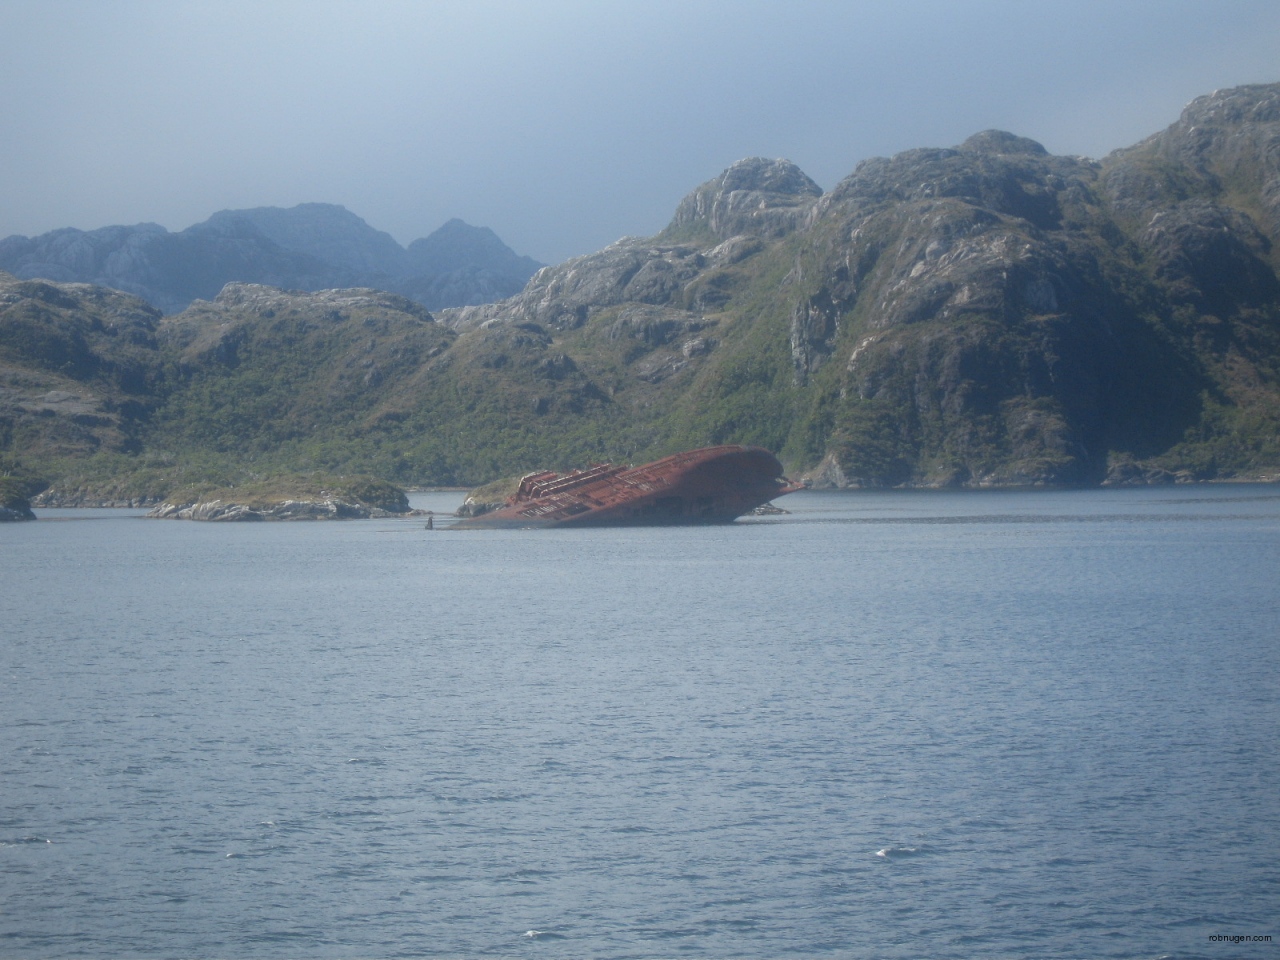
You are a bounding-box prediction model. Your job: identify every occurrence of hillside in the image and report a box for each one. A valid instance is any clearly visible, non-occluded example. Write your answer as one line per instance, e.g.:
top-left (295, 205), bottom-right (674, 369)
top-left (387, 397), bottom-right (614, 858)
top-left (444, 85), bottom-right (1280, 487)
top-left (3, 82), bottom-right (1278, 500)
top-left (0, 206), bottom-right (543, 315)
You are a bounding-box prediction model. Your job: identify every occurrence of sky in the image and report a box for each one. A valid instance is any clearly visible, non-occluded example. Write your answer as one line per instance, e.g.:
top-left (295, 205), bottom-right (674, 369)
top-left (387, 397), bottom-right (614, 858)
top-left (2, 0), bottom-right (1279, 265)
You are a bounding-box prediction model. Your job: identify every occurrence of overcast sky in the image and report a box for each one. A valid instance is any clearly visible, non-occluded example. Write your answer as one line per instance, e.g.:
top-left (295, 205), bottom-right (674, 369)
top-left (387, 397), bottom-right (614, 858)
top-left (3, 0), bottom-right (1278, 264)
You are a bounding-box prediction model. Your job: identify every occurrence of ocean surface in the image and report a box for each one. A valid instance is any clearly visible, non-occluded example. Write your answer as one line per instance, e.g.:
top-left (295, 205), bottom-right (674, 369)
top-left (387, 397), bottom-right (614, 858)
top-left (2, 486), bottom-right (1278, 959)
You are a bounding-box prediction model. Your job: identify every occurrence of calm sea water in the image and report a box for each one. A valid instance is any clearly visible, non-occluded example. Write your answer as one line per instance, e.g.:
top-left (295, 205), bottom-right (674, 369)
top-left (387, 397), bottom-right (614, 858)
top-left (2, 487), bottom-right (1278, 959)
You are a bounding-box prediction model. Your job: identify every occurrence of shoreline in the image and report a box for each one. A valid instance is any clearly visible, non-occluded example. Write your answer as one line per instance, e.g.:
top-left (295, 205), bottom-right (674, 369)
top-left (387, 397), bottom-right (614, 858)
top-left (20, 478), bottom-right (1280, 515)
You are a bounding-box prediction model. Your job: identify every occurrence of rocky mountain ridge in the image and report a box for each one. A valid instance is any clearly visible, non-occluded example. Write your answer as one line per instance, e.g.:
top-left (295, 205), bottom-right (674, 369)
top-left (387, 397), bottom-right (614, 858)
top-left (440, 84), bottom-right (1280, 487)
top-left (0, 205), bottom-right (542, 315)
top-left (3, 82), bottom-right (1278, 498)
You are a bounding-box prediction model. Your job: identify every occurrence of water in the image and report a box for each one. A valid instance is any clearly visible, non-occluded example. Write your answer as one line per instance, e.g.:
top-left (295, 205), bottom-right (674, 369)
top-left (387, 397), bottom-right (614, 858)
top-left (2, 487), bottom-right (1278, 959)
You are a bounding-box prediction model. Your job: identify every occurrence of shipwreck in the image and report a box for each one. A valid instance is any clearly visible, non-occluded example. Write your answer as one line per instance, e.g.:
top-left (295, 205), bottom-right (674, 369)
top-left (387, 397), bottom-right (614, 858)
top-left (453, 445), bottom-right (801, 529)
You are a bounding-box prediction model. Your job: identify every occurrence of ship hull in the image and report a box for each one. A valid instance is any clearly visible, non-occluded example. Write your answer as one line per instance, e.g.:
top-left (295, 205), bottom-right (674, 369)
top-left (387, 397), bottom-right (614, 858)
top-left (454, 445), bottom-right (798, 529)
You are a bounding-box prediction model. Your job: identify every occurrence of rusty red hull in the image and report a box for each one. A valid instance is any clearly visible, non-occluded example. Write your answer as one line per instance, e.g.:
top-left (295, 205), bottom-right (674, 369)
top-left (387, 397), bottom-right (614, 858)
top-left (454, 445), bottom-right (800, 529)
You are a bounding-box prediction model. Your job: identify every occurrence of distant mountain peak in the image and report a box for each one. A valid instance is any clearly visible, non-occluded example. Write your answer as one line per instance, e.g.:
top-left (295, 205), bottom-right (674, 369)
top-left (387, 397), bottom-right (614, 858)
top-left (958, 130), bottom-right (1048, 156)
top-left (435, 216), bottom-right (486, 233)
top-left (0, 205), bottom-right (542, 314)
top-left (406, 219), bottom-right (542, 280)
top-left (717, 157), bottom-right (824, 196)
top-left (197, 203), bottom-right (407, 277)
top-left (1181, 83), bottom-right (1280, 126)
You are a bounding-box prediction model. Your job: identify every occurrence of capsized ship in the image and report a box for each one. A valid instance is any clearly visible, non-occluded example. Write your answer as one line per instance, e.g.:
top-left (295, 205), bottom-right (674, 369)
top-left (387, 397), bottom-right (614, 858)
top-left (453, 445), bottom-right (802, 528)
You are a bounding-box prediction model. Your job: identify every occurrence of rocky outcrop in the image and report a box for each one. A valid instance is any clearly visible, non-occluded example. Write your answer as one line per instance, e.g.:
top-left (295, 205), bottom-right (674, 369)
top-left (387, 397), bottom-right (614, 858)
top-left (0, 475), bottom-right (37, 520)
top-left (454, 475), bottom-right (523, 517)
top-left (803, 453), bottom-right (850, 489)
top-left (161, 282), bottom-right (442, 378)
top-left (0, 495), bottom-right (35, 520)
top-left (30, 491), bottom-right (162, 508)
top-left (147, 474), bottom-right (414, 520)
top-left (667, 157), bottom-right (823, 240)
top-left (1105, 84), bottom-right (1280, 224)
top-left (147, 497), bottom-right (408, 521)
top-left (442, 239), bottom-right (701, 332)
top-left (1102, 457), bottom-right (1180, 486)
top-left (441, 158), bottom-right (822, 333)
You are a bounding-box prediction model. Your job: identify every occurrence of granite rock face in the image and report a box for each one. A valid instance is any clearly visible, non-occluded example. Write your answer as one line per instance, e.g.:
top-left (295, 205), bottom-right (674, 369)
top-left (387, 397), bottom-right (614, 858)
top-left (1104, 83), bottom-right (1280, 224)
top-left (668, 157), bottom-right (824, 240)
top-left (442, 157), bottom-right (821, 334)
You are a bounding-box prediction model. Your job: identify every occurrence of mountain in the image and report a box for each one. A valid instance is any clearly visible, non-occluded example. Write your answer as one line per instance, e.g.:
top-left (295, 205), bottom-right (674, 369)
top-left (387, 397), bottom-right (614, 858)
top-left (3, 82), bottom-right (1278, 500)
top-left (0, 274), bottom-right (167, 499)
top-left (399, 218), bottom-right (546, 311)
top-left (0, 219), bottom-right (351, 316)
top-left (202, 203), bottom-right (409, 277)
top-left (0, 205), bottom-right (543, 315)
top-left (443, 85), bottom-right (1280, 487)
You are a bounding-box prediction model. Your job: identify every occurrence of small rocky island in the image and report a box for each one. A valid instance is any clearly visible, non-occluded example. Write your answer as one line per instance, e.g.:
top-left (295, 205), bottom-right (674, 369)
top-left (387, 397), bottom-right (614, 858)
top-left (147, 475), bottom-right (416, 521)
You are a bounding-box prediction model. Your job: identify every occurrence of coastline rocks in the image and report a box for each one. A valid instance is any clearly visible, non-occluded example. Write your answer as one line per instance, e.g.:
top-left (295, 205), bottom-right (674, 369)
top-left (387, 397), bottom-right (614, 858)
top-left (1101, 459), bottom-right (1194, 486)
top-left (147, 497), bottom-right (412, 521)
top-left (1, 476), bottom-right (38, 520)
top-left (803, 453), bottom-right (851, 489)
top-left (749, 502), bottom-right (789, 515)
top-left (0, 502), bottom-right (36, 521)
top-left (454, 499), bottom-right (499, 518)
top-left (31, 491), bottom-right (165, 508)
top-left (146, 474), bottom-right (413, 521)
top-left (455, 475), bottom-right (523, 517)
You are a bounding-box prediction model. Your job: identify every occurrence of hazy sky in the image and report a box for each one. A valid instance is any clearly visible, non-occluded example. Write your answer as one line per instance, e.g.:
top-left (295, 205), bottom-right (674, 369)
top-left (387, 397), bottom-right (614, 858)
top-left (3, 0), bottom-right (1278, 264)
